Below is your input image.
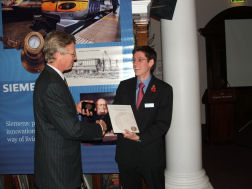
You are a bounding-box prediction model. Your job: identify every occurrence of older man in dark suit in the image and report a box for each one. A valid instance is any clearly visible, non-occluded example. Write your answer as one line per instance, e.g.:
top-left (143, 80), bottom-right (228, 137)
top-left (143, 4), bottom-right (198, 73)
top-left (33, 31), bottom-right (106, 189)
top-left (113, 46), bottom-right (173, 189)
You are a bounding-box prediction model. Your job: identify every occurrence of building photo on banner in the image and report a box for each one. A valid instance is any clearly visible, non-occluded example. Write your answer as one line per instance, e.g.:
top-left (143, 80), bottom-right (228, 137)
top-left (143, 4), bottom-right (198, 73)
top-left (0, 0), bottom-right (134, 179)
top-left (65, 46), bottom-right (124, 87)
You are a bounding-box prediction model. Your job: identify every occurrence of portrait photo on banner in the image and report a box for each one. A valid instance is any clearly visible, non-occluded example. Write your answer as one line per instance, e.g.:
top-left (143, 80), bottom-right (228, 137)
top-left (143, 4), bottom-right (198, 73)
top-left (80, 92), bottom-right (117, 145)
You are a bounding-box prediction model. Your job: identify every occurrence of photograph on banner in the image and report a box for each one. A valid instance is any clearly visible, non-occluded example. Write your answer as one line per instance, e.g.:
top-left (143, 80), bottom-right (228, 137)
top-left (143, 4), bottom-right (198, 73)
top-left (64, 46), bottom-right (124, 86)
top-left (1, 0), bottom-right (121, 49)
top-left (80, 92), bottom-right (117, 145)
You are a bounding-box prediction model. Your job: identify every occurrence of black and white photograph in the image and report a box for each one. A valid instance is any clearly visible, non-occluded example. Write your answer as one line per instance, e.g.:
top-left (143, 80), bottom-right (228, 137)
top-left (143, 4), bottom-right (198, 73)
top-left (64, 46), bottom-right (124, 86)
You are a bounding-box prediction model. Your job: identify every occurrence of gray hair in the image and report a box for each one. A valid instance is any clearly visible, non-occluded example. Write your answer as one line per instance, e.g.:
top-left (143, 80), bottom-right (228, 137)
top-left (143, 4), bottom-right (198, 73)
top-left (43, 31), bottom-right (76, 63)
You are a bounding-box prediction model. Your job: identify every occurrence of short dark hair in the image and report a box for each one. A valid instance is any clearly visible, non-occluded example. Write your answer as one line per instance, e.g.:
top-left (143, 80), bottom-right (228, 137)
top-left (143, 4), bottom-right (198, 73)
top-left (43, 30), bottom-right (76, 63)
top-left (132, 46), bottom-right (157, 72)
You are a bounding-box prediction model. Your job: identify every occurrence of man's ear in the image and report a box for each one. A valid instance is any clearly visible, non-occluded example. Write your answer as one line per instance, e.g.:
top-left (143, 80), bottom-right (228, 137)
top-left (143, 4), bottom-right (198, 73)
top-left (149, 59), bottom-right (154, 68)
top-left (54, 51), bottom-right (61, 59)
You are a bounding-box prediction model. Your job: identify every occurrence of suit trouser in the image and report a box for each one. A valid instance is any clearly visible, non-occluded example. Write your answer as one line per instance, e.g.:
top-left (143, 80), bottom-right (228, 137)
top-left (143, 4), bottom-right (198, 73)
top-left (118, 164), bottom-right (165, 189)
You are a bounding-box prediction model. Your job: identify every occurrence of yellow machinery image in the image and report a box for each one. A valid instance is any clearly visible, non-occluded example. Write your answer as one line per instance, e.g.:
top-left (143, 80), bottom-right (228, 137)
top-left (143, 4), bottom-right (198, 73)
top-left (31, 0), bottom-right (113, 34)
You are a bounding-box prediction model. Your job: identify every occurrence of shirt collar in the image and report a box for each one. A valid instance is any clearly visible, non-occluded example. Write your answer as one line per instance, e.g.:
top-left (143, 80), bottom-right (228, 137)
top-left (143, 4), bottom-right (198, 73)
top-left (137, 75), bottom-right (152, 89)
top-left (47, 64), bottom-right (65, 80)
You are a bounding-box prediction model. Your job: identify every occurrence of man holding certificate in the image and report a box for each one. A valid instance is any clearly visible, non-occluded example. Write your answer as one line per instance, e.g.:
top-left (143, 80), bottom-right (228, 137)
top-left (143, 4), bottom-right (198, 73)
top-left (113, 46), bottom-right (173, 189)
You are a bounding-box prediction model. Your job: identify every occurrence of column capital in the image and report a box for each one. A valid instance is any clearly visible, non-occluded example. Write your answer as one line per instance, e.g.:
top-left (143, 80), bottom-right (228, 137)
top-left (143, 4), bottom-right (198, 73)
top-left (132, 0), bottom-right (151, 47)
top-left (133, 18), bottom-right (149, 47)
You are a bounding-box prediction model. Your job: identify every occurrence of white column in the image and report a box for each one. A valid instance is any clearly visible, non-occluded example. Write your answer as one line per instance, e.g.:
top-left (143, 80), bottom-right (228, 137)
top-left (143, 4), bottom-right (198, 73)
top-left (161, 0), bottom-right (213, 188)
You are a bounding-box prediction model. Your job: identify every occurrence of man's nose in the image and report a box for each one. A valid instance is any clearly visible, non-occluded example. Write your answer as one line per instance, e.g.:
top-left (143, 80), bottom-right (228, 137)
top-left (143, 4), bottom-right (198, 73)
top-left (133, 61), bottom-right (138, 66)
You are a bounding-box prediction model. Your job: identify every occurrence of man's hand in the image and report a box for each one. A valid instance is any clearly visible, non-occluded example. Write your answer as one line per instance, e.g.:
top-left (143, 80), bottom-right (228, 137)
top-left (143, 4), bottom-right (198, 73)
top-left (123, 129), bottom-right (140, 141)
top-left (96, 120), bottom-right (107, 136)
top-left (76, 100), bottom-right (94, 116)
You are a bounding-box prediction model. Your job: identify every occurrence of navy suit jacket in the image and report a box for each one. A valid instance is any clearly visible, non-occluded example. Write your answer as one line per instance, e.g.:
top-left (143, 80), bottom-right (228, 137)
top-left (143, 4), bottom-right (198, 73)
top-left (113, 76), bottom-right (173, 168)
top-left (33, 65), bottom-right (103, 189)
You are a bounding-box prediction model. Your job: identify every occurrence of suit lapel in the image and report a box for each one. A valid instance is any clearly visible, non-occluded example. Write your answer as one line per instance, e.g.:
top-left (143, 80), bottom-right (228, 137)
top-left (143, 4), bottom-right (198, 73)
top-left (130, 78), bottom-right (138, 111)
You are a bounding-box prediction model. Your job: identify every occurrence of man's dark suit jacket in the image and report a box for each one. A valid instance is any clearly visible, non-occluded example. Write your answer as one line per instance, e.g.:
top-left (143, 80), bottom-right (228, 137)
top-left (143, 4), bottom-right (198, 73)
top-left (113, 76), bottom-right (173, 168)
top-left (33, 65), bottom-right (103, 189)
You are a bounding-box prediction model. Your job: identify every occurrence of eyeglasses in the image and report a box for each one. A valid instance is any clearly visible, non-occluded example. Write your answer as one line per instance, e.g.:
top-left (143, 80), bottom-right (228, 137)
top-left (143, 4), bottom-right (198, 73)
top-left (133, 58), bottom-right (148, 63)
top-left (66, 52), bottom-right (76, 57)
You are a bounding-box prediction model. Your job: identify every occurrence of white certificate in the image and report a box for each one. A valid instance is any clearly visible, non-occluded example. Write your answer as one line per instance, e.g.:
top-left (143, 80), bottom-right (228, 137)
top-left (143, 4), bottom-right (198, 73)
top-left (107, 105), bottom-right (139, 133)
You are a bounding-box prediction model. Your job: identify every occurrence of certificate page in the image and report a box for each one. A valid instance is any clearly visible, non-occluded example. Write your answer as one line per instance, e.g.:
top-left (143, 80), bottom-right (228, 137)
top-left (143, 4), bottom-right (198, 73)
top-left (107, 105), bottom-right (139, 133)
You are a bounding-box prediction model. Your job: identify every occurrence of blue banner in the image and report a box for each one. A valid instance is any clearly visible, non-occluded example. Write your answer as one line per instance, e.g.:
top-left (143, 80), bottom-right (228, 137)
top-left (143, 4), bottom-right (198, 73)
top-left (0, 0), bottom-right (134, 174)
